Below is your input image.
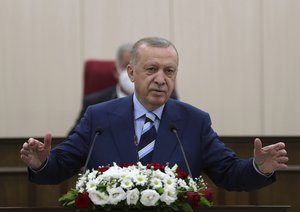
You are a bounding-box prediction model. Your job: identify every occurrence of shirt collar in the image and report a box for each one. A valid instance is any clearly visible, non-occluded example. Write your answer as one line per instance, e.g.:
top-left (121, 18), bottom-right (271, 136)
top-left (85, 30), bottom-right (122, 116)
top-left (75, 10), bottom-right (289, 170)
top-left (133, 93), bottom-right (164, 120)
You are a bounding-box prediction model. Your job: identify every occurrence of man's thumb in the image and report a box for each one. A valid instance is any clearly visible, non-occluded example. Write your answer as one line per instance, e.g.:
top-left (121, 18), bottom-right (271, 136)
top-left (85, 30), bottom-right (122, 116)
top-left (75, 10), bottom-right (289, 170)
top-left (43, 133), bottom-right (52, 149)
top-left (254, 138), bottom-right (262, 152)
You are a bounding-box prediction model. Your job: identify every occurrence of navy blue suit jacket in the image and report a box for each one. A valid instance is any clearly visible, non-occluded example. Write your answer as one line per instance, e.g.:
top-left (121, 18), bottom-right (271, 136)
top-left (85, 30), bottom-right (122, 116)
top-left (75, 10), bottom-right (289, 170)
top-left (29, 95), bottom-right (274, 191)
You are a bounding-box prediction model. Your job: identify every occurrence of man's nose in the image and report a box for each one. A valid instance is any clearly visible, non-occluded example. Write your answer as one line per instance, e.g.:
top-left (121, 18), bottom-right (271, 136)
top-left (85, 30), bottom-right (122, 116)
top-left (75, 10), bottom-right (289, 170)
top-left (154, 70), bottom-right (166, 85)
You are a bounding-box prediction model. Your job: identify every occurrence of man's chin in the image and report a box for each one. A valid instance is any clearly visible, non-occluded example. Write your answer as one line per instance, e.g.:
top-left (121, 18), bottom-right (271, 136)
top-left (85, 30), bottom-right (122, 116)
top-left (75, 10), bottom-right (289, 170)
top-left (149, 97), bottom-right (167, 107)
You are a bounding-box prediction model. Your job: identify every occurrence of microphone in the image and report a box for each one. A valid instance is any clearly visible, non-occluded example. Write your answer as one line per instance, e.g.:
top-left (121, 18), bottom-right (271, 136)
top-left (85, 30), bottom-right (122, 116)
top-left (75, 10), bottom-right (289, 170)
top-left (169, 123), bottom-right (193, 178)
top-left (82, 127), bottom-right (103, 174)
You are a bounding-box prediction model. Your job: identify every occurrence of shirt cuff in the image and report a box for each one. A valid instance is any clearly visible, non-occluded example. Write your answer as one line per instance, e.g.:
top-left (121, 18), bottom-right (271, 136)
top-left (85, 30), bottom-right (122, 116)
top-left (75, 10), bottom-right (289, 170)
top-left (29, 158), bottom-right (48, 173)
top-left (253, 158), bottom-right (274, 178)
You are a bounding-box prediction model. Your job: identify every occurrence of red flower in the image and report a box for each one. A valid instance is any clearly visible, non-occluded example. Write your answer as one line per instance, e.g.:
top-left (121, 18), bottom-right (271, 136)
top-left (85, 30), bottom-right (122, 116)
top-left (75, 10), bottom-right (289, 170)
top-left (146, 163), bottom-right (165, 171)
top-left (175, 168), bottom-right (188, 179)
top-left (75, 192), bottom-right (92, 209)
top-left (185, 191), bottom-right (200, 208)
top-left (97, 166), bottom-right (109, 173)
top-left (199, 188), bottom-right (213, 202)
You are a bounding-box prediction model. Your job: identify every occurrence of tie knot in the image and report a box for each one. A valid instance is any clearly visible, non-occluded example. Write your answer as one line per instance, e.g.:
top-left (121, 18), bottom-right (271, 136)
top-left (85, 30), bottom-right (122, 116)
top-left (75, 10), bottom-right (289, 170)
top-left (145, 112), bottom-right (156, 123)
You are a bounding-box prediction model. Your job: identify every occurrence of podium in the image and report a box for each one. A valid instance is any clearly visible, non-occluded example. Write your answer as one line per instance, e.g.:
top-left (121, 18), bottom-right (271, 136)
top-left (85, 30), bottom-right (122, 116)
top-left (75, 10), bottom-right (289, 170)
top-left (0, 205), bottom-right (290, 212)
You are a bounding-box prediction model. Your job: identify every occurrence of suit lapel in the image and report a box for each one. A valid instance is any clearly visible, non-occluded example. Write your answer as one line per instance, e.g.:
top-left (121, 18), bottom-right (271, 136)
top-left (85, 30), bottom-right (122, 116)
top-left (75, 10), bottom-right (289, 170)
top-left (108, 96), bottom-right (138, 164)
top-left (151, 100), bottom-right (185, 164)
top-left (107, 97), bottom-right (186, 165)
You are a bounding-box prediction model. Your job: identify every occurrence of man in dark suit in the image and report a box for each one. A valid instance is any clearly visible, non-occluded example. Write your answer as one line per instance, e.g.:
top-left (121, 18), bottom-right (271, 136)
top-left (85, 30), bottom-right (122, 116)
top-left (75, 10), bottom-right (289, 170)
top-left (69, 43), bottom-right (178, 135)
top-left (20, 37), bottom-right (288, 192)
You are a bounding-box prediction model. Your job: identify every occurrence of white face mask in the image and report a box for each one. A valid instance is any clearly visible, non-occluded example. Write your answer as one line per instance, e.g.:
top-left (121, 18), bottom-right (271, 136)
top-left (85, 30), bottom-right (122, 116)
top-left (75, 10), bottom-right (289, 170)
top-left (119, 70), bottom-right (134, 95)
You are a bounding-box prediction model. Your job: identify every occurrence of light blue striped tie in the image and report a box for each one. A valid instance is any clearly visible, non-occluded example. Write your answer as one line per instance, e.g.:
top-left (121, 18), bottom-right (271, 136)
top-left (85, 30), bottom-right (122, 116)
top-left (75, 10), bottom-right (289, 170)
top-left (137, 112), bottom-right (157, 164)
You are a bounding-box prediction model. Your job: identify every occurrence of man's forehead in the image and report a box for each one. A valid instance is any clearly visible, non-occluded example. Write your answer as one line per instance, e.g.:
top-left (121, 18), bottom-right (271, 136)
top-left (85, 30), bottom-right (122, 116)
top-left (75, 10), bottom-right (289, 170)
top-left (138, 44), bottom-right (178, 62)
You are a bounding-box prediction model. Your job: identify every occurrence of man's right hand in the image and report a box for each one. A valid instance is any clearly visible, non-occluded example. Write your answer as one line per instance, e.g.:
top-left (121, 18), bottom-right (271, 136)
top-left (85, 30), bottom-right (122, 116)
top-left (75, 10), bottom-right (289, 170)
top-left (20, 133), bottom-right (52, 170)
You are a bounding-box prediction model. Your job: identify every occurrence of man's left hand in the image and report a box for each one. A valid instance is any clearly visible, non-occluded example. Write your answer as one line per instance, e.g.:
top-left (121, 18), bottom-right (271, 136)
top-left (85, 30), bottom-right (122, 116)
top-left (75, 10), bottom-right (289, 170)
top-left (254, 138), bottom-right (288, 174)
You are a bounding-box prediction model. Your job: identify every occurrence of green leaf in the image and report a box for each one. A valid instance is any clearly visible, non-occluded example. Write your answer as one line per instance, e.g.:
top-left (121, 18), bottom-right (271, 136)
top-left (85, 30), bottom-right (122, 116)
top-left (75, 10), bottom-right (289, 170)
top-left (58, 189), bottom-right (78, 203)
top-left (199, 196), bottom-right (212, 207)
top-left (179, 202), bottom-right (193, 212)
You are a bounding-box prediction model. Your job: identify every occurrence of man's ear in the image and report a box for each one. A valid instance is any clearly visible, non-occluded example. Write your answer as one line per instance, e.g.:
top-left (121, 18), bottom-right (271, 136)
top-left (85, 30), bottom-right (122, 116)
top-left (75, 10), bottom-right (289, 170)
top-left (127, 65), bottom-right (134, 82)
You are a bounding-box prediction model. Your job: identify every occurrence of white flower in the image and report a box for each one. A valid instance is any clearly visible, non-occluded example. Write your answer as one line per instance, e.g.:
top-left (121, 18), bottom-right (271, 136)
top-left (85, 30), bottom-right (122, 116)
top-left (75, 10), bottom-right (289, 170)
top-left (160, 187), bottom-right (178, 205)
top-left (150, 177), bottom-right (163, 189)
top-left (102, 166), bottom-right (122, 178)
top-left (133, 174), bottom-right (147, 186)
top-left (107, 187), bottom-right (126, 205)
top-left (140, 189), bottom-right (160, 206)
top-left (153, 169), bottom-right (167, 179)
top-left (164, 166), bottom-right (176, 178)
top-left (86, 179), bottom-right (98, 191)
top-left (121, 177), bottom-right (134, 190)
top-left (88, 169), bottom-right (98, 180)
top-left (188, 178), bottom-right (198, 191)
top-left (177, 178), bottom-right (189, 190)
top-left (126, 188), bottom-right (140, 205)
top-left (88, 190), bottom-right (109, 206)
top-left (163, 177), bottom-right (177, 188)
top-left (75, 178), bottom-right (86, 190)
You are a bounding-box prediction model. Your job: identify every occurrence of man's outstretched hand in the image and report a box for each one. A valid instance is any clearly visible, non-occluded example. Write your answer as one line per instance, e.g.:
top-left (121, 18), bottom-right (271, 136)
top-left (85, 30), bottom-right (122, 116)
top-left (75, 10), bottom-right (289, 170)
top-left (20, 133), bottom-right (52, 170)
top-left (254, 138), bottom-right (288, 174)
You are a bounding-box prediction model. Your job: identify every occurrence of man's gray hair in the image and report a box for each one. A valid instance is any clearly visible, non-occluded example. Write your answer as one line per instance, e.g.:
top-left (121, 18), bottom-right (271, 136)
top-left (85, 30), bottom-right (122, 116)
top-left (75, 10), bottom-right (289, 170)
top-left (130, 37), bottom-right (179, 67)
top-left (115, 43), bottom-right (133, 71)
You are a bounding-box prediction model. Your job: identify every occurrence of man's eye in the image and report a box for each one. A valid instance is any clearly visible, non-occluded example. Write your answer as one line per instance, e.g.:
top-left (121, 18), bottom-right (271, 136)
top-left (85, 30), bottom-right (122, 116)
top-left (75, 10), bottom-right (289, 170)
top-left (165, 69), bottom-right (175, 76)
top-left (147, 67), bottom-right (156, 72)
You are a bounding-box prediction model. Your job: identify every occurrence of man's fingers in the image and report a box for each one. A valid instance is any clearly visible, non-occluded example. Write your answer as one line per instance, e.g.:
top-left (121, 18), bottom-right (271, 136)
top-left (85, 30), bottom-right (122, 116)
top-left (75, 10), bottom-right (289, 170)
top-left (20, 148), bottom-right (30, 156)
top-left (277, 149), bottom-right (287, 156)
top-left (277, 156), bottom-right (289, 164)
top-left (274, 142), bottom-right (285, 150)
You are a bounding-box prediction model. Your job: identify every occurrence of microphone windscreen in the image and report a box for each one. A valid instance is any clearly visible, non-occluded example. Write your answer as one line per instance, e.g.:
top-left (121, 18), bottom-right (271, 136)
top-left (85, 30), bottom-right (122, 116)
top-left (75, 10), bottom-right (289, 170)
top-left (169, 123), bottom-right (177, 132)
top-left (95, 127), bottom-right (104, 134)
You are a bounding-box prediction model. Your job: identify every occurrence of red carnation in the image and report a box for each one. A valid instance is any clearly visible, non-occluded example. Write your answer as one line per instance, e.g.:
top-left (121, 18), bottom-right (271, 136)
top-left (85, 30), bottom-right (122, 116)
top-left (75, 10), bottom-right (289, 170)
top-left (146, 163), bottom-right (165, 171)
top-left (199, 188), bottom-right (213, 202)
top-left (185, 191), bottom-right (200, 208)
top-left (75, 192), bottom-right (92, 209)
top-left (97, 166), bottom-right (109, 173)
top-left (175, 167), bottom-right (188, 179)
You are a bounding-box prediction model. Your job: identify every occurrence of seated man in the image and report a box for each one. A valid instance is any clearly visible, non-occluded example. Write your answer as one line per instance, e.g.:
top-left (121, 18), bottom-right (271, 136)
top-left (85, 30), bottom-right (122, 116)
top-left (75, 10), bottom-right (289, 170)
top-left (68, 43), bottom-right (135, 134)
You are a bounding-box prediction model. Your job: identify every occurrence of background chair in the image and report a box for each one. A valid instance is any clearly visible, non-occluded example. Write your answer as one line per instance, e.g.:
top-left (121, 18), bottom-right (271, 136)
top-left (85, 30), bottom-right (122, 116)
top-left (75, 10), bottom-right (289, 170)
top-left (83, 60), bottom-right (117, 96)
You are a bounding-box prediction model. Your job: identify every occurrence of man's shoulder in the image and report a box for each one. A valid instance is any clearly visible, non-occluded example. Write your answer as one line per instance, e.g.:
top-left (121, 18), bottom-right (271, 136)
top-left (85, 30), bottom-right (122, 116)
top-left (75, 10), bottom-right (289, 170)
top-left (167, 98), bottom-right (209, 117)
top-left (88, 95), bottom-right (131, 111)
top-left (84, 86), bottom-right (117, 105)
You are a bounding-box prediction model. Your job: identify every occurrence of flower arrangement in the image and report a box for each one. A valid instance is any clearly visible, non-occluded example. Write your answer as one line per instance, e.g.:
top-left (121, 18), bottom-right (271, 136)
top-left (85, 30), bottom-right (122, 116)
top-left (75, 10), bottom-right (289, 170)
top-left (59, 162), bottom-right (213, 212)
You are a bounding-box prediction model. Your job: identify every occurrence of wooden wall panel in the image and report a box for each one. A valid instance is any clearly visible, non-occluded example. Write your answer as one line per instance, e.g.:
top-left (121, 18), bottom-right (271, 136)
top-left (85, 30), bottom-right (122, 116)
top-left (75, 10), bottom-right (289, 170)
top-left (1, 137), bottom-right (299, 212)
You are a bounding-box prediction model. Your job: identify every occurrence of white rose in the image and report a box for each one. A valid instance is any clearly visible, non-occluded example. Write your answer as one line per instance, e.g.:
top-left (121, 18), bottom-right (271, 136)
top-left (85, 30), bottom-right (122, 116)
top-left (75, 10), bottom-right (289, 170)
top-left (126, 188), bottom-right (140, 205)
top-left (160, 187), bottom-right (178, 205)
top-left (140, 189), bottom-right (160, 206)
top-left (108, 187), bottom-right (126, 205)
top-left (88, 190), bottom-right (109, 206)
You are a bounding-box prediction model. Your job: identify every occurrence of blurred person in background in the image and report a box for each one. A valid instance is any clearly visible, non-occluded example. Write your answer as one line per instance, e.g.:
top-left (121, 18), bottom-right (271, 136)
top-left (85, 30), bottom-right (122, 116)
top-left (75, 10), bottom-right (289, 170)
top-left (68, 43), bottom-right (135, 134)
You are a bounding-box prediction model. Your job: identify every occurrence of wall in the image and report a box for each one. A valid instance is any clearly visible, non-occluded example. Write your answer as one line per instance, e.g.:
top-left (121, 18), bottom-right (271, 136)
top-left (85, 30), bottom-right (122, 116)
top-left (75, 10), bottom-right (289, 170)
top-left (0, 0), bottom-right (299, 137)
